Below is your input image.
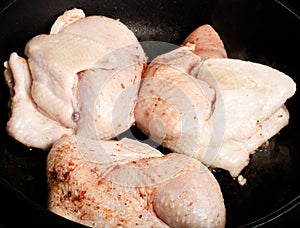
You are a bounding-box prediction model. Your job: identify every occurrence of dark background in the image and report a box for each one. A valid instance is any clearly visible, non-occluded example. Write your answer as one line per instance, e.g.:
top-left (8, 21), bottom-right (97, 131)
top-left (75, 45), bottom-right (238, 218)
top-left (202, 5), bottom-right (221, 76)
top-left (0, 0), bottom-right (299, 227)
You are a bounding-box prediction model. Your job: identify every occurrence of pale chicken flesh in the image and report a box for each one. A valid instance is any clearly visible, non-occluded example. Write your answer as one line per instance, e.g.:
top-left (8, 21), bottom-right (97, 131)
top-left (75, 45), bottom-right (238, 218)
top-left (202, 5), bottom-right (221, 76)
top-left (4, 53), bottom-right (73, 148)
top-left (4, 9), bottom-right (146, 149)
top-left (47, 135), bottom-right (226, 227)
top-left (134, 25), bottom-right (296, 177)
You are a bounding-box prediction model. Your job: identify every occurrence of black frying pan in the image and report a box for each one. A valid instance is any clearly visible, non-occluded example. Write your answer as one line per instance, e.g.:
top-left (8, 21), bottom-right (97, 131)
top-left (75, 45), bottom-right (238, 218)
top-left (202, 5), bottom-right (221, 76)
top-left (0, 0), bottom-right (299, 227)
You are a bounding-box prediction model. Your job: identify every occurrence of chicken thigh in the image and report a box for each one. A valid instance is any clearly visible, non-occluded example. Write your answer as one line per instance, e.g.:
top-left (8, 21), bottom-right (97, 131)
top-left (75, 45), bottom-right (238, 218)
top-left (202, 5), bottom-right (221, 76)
top-left (47, 135), bottom-right (226, 227)
top-left (134, 25), bottom-right (296, 177)
top-left (3, 9), bottom-right (146, 149)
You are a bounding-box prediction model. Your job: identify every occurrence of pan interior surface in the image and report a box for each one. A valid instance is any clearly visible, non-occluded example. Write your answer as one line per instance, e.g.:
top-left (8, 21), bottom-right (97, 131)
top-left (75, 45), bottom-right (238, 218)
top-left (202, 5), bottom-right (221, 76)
top-left (0, 0), bottom-right (299, 227)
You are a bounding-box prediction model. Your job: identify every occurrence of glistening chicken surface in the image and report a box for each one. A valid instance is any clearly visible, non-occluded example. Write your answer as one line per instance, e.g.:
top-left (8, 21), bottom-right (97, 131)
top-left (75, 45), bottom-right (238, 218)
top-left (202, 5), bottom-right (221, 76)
top-left (134, 25), bottom-right (296, 177)
top-left (47, 135), bottom-right (225, 227)
top-left (4, 9), bottom-right (146, 149)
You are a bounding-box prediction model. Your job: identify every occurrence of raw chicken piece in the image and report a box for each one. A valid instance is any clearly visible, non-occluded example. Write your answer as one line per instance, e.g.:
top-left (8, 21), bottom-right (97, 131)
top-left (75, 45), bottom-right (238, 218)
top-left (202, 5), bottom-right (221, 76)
top-left (198, 58), bottom-right (295, 176)
top-left (27, 9), bottom-right (146, 139)
top-left (135, 26), bottom-right (296, 177)
top-left (3, 53), bottom-right (73, 149)
top-left (47, 135), bottom-right (226, 227)
top-left (4, 9), bottom-right (146, 149)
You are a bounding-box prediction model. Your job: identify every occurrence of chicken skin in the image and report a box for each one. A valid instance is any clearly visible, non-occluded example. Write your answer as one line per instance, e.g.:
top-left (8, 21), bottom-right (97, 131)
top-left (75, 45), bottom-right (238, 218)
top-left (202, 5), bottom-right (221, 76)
top-left (47, 135), bottom-right (226, 227)
top-left (134, 25), bottom-right (296, 177)
top-left (4, 9), bottom-right (146, 149)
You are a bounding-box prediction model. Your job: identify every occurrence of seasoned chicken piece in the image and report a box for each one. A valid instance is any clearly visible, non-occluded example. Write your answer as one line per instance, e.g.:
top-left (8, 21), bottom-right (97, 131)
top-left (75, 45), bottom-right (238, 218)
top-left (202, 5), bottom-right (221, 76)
top-left (47, 135), bottom-right (226, 227)
top-left (135, 26), bottom-right (296, 177)
top-left (4, 9), bottom-right (146, 149)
